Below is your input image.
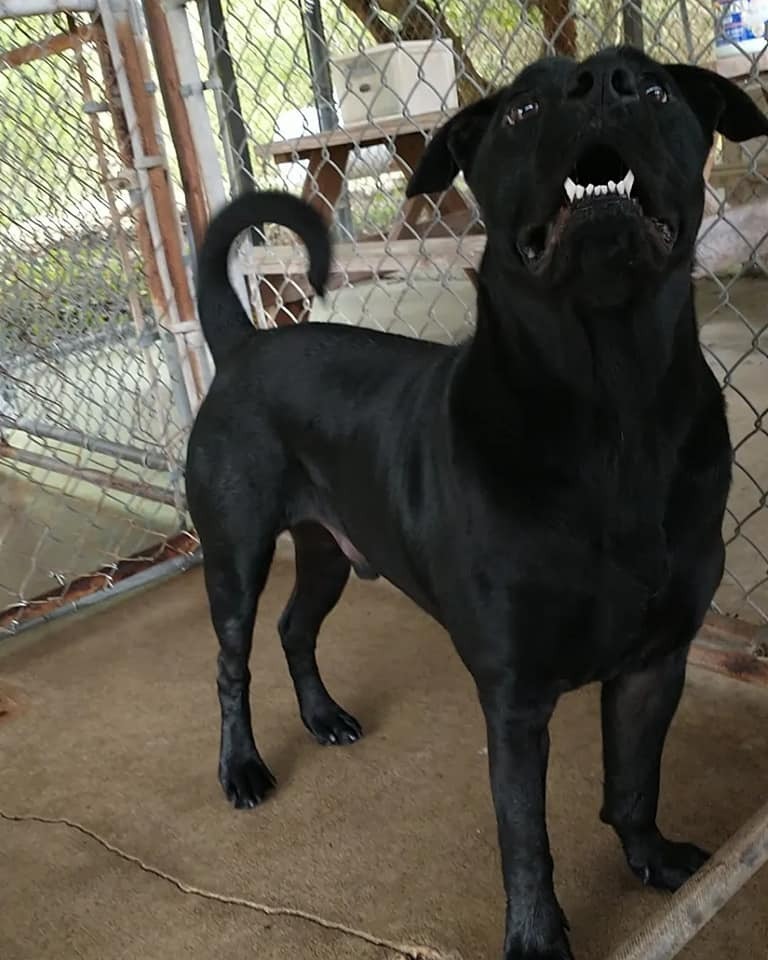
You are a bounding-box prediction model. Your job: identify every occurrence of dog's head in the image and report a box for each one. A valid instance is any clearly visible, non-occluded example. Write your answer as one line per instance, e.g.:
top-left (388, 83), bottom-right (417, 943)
top-left (407, 48), bottom-right (768, 303)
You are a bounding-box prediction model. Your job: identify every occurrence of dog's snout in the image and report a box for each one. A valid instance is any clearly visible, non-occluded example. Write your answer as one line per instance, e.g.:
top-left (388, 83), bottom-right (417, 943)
top-left (568, 64), bottom-right (639, 105)
top-left (607, 66), bottom-right (638, 101)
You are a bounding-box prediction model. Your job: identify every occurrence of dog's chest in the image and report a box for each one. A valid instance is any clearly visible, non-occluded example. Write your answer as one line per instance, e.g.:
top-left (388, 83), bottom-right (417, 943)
top-left (480, 437), bottom-right (680, 681)
top-left (553, 433), bottom-right (672, 585)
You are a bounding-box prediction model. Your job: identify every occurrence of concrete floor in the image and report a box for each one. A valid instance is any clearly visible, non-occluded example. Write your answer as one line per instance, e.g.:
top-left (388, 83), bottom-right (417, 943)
top-left (1, 554), bottom-right (767, 960)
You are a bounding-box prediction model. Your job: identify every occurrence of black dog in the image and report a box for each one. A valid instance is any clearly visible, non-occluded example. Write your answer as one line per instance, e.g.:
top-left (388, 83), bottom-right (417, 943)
top-left (186, 47), bottom-right (768, 959)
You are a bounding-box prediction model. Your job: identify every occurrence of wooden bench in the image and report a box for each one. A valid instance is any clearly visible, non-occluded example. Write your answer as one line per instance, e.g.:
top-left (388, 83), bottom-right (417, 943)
top-left (250, 111), bottom-right (483, 323)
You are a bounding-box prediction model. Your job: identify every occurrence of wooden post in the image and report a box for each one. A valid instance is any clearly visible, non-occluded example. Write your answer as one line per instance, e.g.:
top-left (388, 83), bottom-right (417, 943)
top-left (605, 797), bottom-right (768, 960)
top-left (142, 0), bottom-right (209, 252)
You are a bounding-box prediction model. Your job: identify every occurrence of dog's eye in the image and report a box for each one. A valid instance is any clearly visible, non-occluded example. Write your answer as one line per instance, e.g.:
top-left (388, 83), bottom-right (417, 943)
top-left (505, 100), bottom-right (540, 125)
top-left (645, 83), bottom-right (669, 104)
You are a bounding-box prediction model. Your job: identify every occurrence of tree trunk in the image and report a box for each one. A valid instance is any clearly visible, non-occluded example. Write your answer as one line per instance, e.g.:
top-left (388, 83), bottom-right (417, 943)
top-left (535, 0), bottom-right (578, 57)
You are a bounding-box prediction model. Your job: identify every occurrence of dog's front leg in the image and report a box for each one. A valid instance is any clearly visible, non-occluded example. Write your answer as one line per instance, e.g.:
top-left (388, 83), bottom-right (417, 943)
top-left (479, 684), bottom-right (573, 960)
top-left (600, 645), bottom-right (709, 890)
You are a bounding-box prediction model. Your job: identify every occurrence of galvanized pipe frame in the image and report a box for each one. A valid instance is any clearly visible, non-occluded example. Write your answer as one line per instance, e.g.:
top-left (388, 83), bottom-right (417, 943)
top-left (0, 0), bottom-right (96, 15)
top-left (90, 13), bottom-right (197, 437)
top-left (142, 0), bottom-right (230, 366)
top-left (0, 414), bottom-right (171, 470)
top-left (0, 9), bottom-right (187, 494)
top-left (0, 531), bottom-right (200, 636)
top-left (0, 439), bottom-right (178, 506)
top-left (0, 17), bottom-right (159, 378)
top-left (96, 0), bottom-right (208, 416)
top-left (0, 3), bottom-right (194, 627)
top-left (0, 16), bottom-right (155, 405)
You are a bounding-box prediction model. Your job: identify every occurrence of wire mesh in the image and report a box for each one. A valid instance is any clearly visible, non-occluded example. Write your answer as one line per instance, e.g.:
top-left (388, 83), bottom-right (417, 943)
top-left (1, 0), bottom-right (767, 631)
top-left (0, 12), bottom-right (192, 632)
top-left (191, 0), bottom-right (768, 622)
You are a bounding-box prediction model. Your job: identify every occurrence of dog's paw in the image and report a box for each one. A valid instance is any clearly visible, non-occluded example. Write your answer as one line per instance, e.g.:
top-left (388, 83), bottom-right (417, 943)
top-left (503, 920), bottom-right (573, 960)
top-left (219, 753), bottom-right (276, 809)
top-left (304, 703), bottom-right (362, 746)
top-left (504, 951), bottom-right (573, 960)
top-left (626, 835), bottom-right (710, 892)
top-left (503, 939), bottom-right (573, 960)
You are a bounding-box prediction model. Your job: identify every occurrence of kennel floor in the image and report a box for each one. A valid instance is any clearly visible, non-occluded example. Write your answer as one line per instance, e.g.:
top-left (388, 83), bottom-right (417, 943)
top-left (1, 553), bottom-right (767, 960)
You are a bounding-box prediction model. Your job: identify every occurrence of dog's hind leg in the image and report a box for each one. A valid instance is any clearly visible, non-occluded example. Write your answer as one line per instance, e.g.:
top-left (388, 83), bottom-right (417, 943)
top-left (203, 533), bottom-right (278, 809)
top-left (278, 522), bottom-right (362, 746)
top-left (600, 644), bottom-right (709, 890)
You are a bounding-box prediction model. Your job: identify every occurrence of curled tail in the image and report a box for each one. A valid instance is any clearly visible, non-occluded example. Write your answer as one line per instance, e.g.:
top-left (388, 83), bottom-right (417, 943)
top-left (196, 190), bottom-right (331, 364)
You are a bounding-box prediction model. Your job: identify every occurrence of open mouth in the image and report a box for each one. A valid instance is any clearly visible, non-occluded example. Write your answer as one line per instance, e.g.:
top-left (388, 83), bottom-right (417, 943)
top-left (518, 145), bottom-right (677, 269)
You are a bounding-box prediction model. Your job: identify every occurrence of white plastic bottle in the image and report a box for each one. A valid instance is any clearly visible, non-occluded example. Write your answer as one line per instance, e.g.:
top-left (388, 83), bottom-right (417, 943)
top-left (715, 0), bottom-right (768, 59)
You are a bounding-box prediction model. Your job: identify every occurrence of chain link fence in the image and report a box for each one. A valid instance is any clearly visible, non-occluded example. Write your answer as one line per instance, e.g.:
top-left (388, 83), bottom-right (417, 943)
top-left (191, 0), bottom-right (768, 622)
top-left (0, 0), bottom-right (767, 631)
top-left (0, 9), bottom-right (198, 634)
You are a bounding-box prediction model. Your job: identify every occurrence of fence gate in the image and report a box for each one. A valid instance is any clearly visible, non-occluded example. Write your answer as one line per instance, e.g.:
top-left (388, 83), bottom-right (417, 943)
top-left (0, 3), bottom-right (207, 633)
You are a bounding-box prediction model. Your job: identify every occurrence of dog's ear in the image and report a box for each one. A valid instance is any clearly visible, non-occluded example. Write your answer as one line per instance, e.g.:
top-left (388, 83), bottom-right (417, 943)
top-left (665, 64), bottom-right (768, 143)
top-left (406, 93), bottom-right (501, 196)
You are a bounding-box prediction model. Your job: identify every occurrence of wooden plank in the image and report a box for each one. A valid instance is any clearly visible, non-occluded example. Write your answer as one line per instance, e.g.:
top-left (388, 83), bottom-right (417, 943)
top-left (0, 25), bottom-right (97, 70)
top-left (243, 235), bottom-right (486, 278)
top-left (259, 110), bottom-right (451, 161)
top-left (605, 796), bottom-right (768, 960)
top-left (710, 159), bottom-right (768, 180)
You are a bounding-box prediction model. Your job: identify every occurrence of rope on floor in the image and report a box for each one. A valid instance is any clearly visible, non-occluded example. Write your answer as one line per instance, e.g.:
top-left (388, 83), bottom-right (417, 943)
top-left (0, 809), bottom-right (453, 960)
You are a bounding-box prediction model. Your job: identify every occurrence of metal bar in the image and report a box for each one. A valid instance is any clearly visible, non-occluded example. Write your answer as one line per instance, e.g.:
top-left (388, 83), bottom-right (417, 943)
top-left (92, 16), bottom-right (195, 437)
top-left (200, 0), bottom-right (257, 200)
top-left (0, 0), bottom-right (96, 15)
top-left (160, 0), bottom-right (244, 350)
top-left (92, 7), bottom-right (192, 426)
top-left (605, 797), bottom-right (768, 960)
top-left (143, 0), bottom-right (209, 252)
top-left (0, 441), bottom-right (176, 506)
top-left (677, 0), bottom-right (695, 62)
top-left (98, 0), bottom-right (204, 416)
top-left (0, 415), bottom-right (171, 471)
top-left (622, 0), bottom-right (644, 49)
top-left (0, 537), bottom-right (201, 638)
top-left (162, 3), bottom-right (227, 217)
top-left (299, 0), bottom-right (353, 239)
top-left (0, 25), bottom-right (96, 69)
top-left (67, 14), bottom-right (167, 403)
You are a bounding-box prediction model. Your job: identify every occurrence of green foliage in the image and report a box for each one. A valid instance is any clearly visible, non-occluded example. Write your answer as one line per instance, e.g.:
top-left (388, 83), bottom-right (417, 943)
top-left (0, 15), bottom-right (146, 340)
top-left (0, 233), bottom-right (145, 349)
top-left (0, 0), bottom-right (720, 344)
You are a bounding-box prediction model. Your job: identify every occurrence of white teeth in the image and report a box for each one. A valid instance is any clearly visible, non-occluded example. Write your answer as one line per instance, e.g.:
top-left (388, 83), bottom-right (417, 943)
top-left (565, 171), bottom-right (635, 203)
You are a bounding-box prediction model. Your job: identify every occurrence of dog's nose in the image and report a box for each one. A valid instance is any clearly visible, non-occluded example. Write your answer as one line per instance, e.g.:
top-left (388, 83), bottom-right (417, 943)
top-left (568, 65), bottom-right (639, 105)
